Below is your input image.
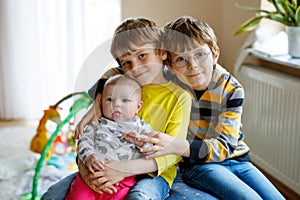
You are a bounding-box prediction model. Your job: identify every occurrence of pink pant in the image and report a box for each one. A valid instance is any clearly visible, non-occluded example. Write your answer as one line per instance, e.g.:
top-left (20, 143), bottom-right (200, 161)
top-left (66, 173), bottom-right (136, 200)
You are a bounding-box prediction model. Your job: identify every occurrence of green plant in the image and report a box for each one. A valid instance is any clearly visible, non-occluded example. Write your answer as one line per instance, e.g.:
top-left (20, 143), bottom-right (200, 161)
top-left (234, 0), bottom-right (300, 35)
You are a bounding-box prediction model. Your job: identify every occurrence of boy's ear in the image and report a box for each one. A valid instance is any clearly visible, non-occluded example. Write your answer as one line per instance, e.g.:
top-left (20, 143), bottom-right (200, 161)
top-left (213, 47), bottom-right (220, 64)
top-left (161, 50), bottom-right (167, 60)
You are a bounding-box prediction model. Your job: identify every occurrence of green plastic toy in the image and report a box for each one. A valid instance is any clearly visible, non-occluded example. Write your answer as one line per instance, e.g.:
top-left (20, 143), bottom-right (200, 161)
top-left (20, 92), bottom-right (93, 200)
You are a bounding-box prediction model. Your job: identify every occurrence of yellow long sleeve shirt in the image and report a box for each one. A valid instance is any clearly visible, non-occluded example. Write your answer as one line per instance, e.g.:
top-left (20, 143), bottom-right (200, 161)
top-left (138, 81), bottom-right (191, 188)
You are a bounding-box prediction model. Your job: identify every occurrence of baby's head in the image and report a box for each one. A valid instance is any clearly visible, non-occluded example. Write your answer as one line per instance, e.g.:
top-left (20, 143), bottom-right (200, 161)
top-left (102, 75), bottom-right (143, 121)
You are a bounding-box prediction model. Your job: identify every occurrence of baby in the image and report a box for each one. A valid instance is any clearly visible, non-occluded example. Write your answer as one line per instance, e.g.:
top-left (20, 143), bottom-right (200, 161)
top-left (66, 74), bottom-right (152, 200)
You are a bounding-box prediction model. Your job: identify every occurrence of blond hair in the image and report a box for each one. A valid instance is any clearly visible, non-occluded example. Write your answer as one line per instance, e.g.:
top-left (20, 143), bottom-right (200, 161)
top-left (163, 16), bottom-right (218, 56)
top-left (110, 17), bottom-right (163, 62)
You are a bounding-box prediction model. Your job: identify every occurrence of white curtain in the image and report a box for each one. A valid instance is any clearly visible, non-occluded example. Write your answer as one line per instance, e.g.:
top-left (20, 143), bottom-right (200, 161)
top-left (0, 0), bottom-right (121, 120)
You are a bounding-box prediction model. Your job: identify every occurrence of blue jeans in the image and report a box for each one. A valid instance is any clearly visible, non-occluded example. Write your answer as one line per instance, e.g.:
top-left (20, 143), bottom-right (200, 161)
top-left (126, 174), bottom-right (170, 200)
top-left (181, 160), bottom-right (285, 200)
top-left (41, 173), bottom-right (76, 200)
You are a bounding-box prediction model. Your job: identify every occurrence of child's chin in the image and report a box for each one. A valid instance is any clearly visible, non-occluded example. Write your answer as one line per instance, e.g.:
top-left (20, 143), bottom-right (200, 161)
top-left (112, 114), bottom-right (126, 121)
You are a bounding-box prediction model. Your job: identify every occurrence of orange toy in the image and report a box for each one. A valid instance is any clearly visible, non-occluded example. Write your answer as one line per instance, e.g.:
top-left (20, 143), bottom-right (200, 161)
top-left (30, 106), bottom-right (61, 155)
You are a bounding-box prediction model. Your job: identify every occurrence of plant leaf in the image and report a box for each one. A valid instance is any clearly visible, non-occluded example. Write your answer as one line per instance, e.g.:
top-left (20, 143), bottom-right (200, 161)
top-left (235, 0), bottom-right (300, 36)
top-left (291, 0), bottom-right (298, 9)
top-left (295, 6), bottom-right (300, 25)
top-left (234, 16), bottom-right (264, 35)
top-left (267, 14), bottom-right (291, 25)
top-left (235, 3), bottom-right (273, 14)
top-left (282, 0), bottom-right (296, 20)
top-left (273, 0), bottom-right (285, 15)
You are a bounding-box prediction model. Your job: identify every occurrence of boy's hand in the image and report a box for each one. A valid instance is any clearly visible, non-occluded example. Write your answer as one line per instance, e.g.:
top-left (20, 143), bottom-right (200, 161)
top-left (137, 131), bottom-right (189, 159)
top-left (89, 160), bottom-right (129, 191)
top-left (122, 131), bottom-right (144, 147)
top-left (78, 158), bottom-right (117, 194)
top-left (74, 94), bottom-right (102, 139)
top-left (86, 154), bottom-right (105, 173)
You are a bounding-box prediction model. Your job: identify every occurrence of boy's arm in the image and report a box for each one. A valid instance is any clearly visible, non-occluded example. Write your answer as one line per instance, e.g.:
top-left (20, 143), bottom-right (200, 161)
top-left (139, 84), bottom-right (245, 164)
top-left (83, 158), bottom-right (158, 192)
top-left (187, 83), bottom-right (246, 164)
top-left (88, 81), bottom-right (98, 100)
top-left (132, 85), bottom-right (246, 165)
top-left (74, 95), bottom-right (101, 139)
top-left (133, 131), bottom-right (190, 159)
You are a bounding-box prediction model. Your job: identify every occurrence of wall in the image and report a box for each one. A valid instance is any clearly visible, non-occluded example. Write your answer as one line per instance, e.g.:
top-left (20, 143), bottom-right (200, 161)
top-left (121, 0), bottom-right (260, 74)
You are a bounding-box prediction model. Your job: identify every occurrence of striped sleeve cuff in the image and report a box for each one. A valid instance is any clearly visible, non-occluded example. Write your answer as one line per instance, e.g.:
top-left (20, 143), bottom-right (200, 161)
top-left (183, 140), bottom-right (208, 164)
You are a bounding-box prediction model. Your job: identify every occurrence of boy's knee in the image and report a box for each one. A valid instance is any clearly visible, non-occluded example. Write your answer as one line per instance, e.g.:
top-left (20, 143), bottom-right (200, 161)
top-left (125, 191), bottom-right (152, 200)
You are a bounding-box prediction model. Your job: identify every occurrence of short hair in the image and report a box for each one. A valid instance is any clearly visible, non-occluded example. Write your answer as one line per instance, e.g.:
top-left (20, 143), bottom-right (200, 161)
top-left (163, 16), bottom-right (218, 56)
top-left (103, 75), bottom-right (142, 99)
top-left (110, 17), bottom-right (163, 62)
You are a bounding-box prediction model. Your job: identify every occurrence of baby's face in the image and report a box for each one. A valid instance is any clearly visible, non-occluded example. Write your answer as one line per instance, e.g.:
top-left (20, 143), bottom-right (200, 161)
top-left (169, 43), bottom-right (218, 90)
top-left (102, 84), bottom-right (142, 122)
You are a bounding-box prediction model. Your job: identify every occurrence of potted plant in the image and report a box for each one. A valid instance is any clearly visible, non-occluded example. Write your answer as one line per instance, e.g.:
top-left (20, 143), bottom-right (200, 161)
top-left (234, 0), bottom-right (300, 58)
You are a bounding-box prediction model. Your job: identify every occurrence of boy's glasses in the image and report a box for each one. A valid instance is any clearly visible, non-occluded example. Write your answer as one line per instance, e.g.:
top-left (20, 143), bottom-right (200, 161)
top-left (171, 52), bottom-right (211, 68)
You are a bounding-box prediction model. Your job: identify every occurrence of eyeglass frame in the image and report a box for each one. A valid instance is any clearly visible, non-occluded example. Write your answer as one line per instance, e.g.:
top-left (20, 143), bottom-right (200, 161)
top-left (171, 51), bottom-right (212, 68)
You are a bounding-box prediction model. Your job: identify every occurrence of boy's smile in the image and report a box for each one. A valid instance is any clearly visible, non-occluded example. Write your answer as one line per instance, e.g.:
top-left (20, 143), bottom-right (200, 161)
top-left (118, 44), bottom-right (168, 86)
top-left (170, 44), bottom-right (219, 90)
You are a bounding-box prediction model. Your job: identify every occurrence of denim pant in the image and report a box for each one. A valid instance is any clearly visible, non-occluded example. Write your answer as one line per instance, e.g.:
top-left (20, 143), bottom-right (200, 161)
top-left (126, 174), bottom-right (170, 200)
top-left (181, 160), bottom-right (285, 200)
top-left (41, 173), bottom-right (76, 200)
top-left (41, 173), bottom-right (169, 200)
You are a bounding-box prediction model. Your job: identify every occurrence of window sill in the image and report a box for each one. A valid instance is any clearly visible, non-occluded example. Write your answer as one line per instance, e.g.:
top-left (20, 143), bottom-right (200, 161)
top-left (242, 49), bottom-right (300, 78)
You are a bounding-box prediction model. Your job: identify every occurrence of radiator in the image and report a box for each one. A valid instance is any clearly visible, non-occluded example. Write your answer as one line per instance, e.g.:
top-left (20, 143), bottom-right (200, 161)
top-left (236, 64), bottom-right (300, 195)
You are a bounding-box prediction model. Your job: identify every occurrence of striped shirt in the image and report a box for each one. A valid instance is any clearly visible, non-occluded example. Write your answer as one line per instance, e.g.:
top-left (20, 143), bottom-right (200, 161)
top-left (176, 64), bottom-right (250, 164)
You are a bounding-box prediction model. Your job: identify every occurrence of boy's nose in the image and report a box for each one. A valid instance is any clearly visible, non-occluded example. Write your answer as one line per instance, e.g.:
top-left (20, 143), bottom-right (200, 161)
top-left (131, 61), bottom-right (142, 69)
top-left (130, 63), bottom-right (143, 75)
top-left (187, 58), bottom-right (198, 70)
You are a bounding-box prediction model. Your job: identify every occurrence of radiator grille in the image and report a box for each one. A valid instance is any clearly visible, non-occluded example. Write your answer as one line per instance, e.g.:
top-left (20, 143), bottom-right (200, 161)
top-left (237, 64), bottom-right (300, 195)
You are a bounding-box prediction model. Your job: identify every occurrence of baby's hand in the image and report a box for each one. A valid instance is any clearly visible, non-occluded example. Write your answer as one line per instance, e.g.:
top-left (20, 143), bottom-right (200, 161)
top-left (122, 131), bottom-right (144, 147)
top-left (85, 154), bottom-right (105, 173)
